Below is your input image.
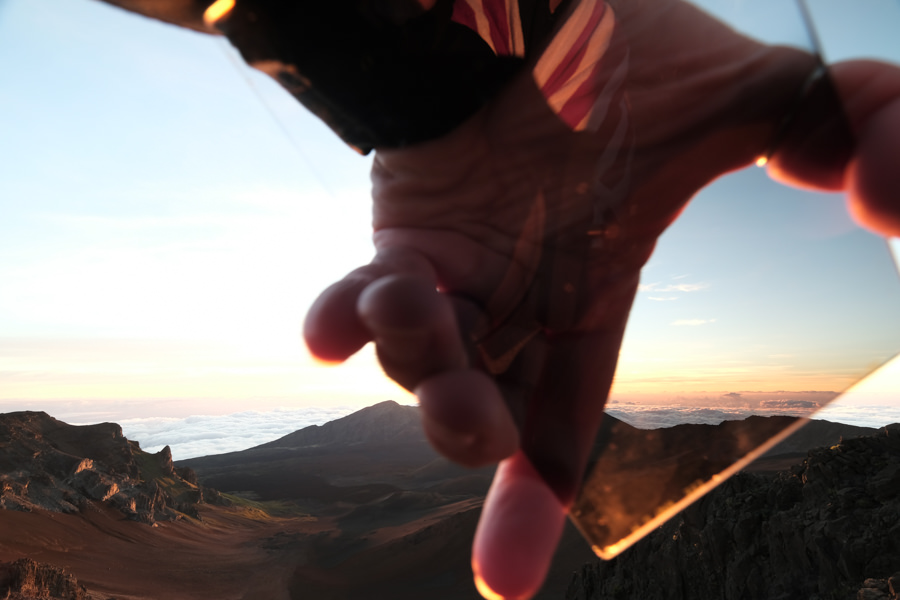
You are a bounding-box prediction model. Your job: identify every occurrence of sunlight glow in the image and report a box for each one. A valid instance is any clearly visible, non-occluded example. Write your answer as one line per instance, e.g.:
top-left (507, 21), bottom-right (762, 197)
top-left (203, 0), bottom-right (235, 26)
top-left (472, 569), bottom-right (509, 600)
top-left (837, 353), bottom-right (900, 405)
top-left (755, 155), bottom-right (768, 167)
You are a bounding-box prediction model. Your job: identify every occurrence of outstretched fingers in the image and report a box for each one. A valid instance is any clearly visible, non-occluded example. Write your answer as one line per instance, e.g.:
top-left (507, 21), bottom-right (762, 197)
top-left (767, 60), bottom-right (900, 237)
top-left (303, 247), bottom-right (438, 362)
top-left (359, 272), bottom-right (519, 466)
top-left (304, 249), bottom-right (519, 468)
top-left (845, 97), bottom-right (900, 236)
top-left (357, 273), bottom-right (467, 387)
top-left (830, 60), bottom-right (900, 237)
top-left (303, 269), bottom-right (382, 363)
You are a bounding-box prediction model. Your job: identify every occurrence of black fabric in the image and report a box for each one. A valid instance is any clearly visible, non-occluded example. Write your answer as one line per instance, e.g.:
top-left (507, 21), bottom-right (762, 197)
top-left (220, 0), bottom-right (565, 152)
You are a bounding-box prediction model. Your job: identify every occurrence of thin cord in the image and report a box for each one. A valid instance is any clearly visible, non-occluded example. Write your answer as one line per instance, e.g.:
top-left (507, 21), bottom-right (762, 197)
top-left (795, 0), bottom-right (826, 63)
top-left (214, 36), bottom-right (336, 197)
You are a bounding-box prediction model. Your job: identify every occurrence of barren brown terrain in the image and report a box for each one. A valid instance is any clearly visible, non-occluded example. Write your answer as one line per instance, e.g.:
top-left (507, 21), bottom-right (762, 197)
top-left (0, 488), bottom-right (596, 600)
top-left (0, 502), bottom-right (318, 600)
top-left (0, 403), bottom-right (880, 599)
top-left (0, 403), bottom-right (597, 599)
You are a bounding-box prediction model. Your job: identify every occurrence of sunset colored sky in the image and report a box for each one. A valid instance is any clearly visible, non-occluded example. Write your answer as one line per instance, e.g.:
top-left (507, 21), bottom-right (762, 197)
top-left (1, 0), bottom-right (898, 423)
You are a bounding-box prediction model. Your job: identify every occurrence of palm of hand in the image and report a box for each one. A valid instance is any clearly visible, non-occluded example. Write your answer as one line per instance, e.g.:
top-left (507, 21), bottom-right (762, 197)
top-left (334, 0), bottom-right (814, 498)
top-left (303, 3), bottom-right (827, 598)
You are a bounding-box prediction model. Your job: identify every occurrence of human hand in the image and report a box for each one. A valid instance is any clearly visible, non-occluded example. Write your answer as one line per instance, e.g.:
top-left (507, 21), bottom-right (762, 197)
top-left (83, 0), bottom-right (898, 597)
top-left (769, 59), bottom-right (900, 237)
top-left (302, 1), bottom-right (900, 597)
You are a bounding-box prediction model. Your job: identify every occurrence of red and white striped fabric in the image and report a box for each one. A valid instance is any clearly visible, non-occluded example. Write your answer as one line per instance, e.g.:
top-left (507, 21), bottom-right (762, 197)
top-left (533, 0), bottom-right (618, 131)
top-left (450, 0), bottom-right (621, 132)
top-left (451, 0), bottom-right (526, 58)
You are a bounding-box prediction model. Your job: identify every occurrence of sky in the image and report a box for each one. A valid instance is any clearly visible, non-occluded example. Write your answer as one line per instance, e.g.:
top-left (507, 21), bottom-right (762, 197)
top-left (1, 0), bottom-right (899, 431)
top-left (0, 0), bottom-right (413, 421)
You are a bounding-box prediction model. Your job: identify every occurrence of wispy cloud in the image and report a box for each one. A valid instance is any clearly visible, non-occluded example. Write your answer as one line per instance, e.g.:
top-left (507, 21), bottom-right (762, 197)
top-left (648, 296), bottom-right (679, 302)
top-left (671, 318), bottom-right (717, 326)
top-left (639, 282), bottom-right (710, 293)
top-left (664, 283), bottom-right (709, 293)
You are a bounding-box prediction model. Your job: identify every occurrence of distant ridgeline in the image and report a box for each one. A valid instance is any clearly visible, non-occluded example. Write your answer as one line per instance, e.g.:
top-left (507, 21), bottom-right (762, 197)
top-left (0, 411), bottom-right (224, 524)
top-left (567, 423), bottom-right (900, 600)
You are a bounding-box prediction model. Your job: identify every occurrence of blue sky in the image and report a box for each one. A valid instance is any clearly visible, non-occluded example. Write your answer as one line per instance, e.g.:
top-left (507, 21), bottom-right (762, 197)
top-left (1, 0), bottom-right (898, 423)
top-left (0, 0), bottom-right (411, 416)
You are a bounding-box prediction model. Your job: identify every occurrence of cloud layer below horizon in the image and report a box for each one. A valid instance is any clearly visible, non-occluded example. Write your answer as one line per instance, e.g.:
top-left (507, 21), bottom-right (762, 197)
top-left (101, 401), bottom-right (900, 461)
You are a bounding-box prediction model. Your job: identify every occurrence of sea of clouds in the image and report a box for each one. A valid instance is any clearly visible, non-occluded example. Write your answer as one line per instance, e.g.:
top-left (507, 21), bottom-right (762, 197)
top-left (606, 403), bottom-right (900, 431)
top-left (119, 406), bottom-right (359, 460)
top-left (115, 401), bottom-right (900, 461)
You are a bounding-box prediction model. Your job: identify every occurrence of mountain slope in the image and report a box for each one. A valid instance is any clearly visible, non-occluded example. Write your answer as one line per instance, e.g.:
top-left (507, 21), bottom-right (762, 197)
top-left (257, 400), bottom-right (425, 449)
top-left (0, 405), bottom-right (893, 600)
top-left (566, 424), bottom-right (900, 600)
top-left (179, 400), bottom-right (484, 494)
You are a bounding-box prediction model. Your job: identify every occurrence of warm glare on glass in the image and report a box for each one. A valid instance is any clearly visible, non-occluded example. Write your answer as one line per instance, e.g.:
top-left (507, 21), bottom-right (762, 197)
top-left (473, 569), bottom-right (508, 600)
top-left (309, 354), bottom-right (347, 367)
top-left (203, 0), bottom-right (235, 26)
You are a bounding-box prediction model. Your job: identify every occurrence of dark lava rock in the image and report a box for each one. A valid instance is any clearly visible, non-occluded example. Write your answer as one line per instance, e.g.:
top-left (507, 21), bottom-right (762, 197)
top-left (0, 558), bottom-right (89, 600)
top-left (856, 573), bottom-right (900, 600)
top-left (566, 424), bottom-right (900, 600)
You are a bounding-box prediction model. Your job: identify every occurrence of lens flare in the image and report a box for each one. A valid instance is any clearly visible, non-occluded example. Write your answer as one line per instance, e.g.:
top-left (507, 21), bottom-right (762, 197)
top-left (203, 0), bottom-right (235, 26)
top-left (309, 354), bottom-right (345, 367)
top-left (473, 569), bottom-right (510, 600)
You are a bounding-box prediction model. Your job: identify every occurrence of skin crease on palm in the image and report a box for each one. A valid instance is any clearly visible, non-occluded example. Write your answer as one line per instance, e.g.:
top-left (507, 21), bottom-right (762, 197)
top-left (302, 3), bottom-right (900, 599)
top-left (94, 0), bottom-right (900, 598)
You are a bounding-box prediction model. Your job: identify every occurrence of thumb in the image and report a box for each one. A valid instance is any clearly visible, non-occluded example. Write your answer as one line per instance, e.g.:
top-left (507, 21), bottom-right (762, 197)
top-left (472, 452), bottom-right (568, 600)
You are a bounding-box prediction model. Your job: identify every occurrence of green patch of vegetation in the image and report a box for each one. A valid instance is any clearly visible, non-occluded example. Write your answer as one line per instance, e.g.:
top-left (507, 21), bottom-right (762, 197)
top-left (220, 493), bottom-right (317, 520)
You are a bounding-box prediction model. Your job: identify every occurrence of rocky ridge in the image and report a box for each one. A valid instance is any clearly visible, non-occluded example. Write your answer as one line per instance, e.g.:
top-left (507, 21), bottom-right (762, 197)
top-left (566, 424), bottom-right (900, 600)
top-left (0, 558), bottom-right (88, 600)
top-left (0, 411), bottom-right (222, 524)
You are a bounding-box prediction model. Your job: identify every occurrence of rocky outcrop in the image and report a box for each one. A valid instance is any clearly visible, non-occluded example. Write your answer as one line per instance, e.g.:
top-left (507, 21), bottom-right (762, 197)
top-left (0, 412), bottom-right (223, 524)
top-left (857, 574), bottom-right (900, 599)
top-left (0, 558), bottom-right (88, 600)
top-left (566, 425), bottom-right (900, 600)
